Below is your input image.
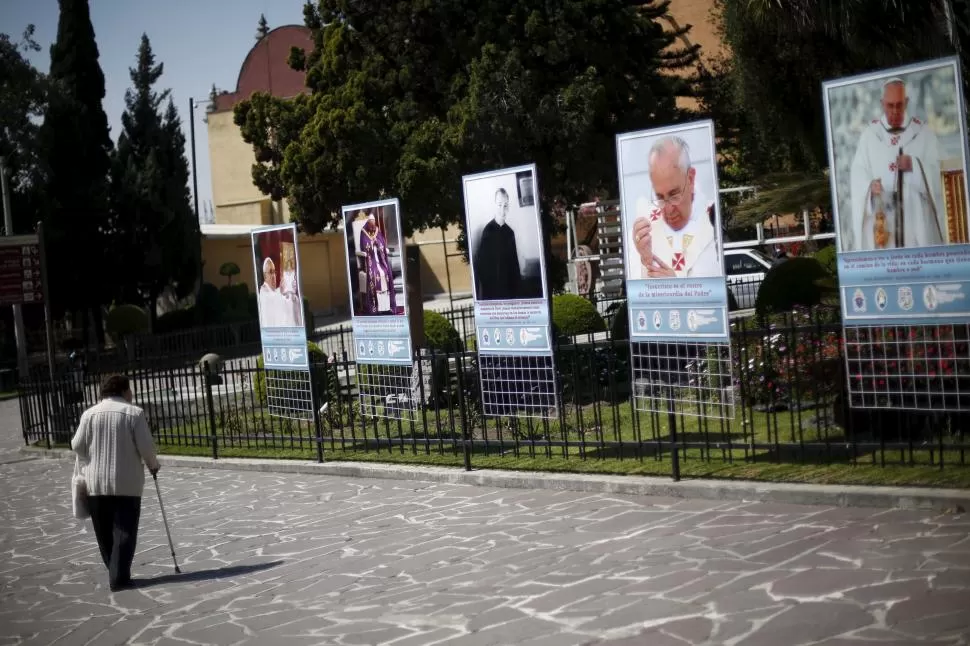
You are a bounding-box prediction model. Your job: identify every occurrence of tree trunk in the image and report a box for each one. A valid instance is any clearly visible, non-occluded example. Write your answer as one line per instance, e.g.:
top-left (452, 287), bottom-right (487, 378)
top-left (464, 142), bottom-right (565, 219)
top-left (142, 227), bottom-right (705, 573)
top-left (81, 308), bottom-right (91, 354)
top-left (92, 306), bottom-right (105, 349)
top-left (149, 293), bottom-right (159, 332)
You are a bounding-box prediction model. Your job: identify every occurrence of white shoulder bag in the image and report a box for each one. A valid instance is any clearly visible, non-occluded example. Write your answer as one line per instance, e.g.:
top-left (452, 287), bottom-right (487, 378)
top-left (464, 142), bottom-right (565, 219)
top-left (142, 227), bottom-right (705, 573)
top-left (71, 457), bottom-right (90, 520)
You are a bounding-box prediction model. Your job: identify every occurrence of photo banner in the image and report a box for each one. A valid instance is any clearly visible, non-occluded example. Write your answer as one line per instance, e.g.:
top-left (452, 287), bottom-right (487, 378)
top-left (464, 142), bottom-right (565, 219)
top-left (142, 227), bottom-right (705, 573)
top-left (251, 223), bottom-right (309, 371)
top-left (823, 57), bottom-right (970, 410)
top-left (341, 198), bottom-right (412, 366)
top-left (463, 163), bottom-right (557, 419)
top-left (824, 57), bottom-right (970, 326)
top-left (616, 120), bottom-right (730, 343)
top-left (463, 164), bottom-right (552, 357)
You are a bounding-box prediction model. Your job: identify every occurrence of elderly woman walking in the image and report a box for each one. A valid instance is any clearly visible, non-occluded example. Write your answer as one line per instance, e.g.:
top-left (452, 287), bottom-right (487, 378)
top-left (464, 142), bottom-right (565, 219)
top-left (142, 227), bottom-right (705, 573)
top-left (72, 375), bottom-right (161, 591)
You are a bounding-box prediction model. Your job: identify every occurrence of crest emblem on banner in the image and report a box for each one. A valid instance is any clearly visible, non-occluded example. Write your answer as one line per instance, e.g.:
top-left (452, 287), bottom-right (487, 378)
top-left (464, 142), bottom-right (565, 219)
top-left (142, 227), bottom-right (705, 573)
top-left (852, 289), bottom-right (867, 313)
top-left (669, 310), bottom-right (682, 331)
top-left (875, 288), bottom-right (888, 311)
top-left (897, 286), bottom-right (914, 311)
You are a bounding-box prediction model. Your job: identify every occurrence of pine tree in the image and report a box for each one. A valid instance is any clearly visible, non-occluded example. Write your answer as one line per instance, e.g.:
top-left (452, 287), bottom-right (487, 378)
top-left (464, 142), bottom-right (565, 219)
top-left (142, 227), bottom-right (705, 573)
top-left (256, 14), bottom-right (270, 40)
top-left (159, 97), bottom-right (201, 302)
top-left (111, 34), bottom-right (199, 321)
top-left (206, 83), bottom-right (218, 114)
top-left (37, 0), bottom-right (113, 338)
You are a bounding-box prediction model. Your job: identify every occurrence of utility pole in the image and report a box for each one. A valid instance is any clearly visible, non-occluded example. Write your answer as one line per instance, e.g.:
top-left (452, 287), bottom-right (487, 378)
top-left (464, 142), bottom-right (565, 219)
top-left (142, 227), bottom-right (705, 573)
top-left (0, 157), bottom-right (29, 378)
top-left (189, 97), bottom-right (200, 219)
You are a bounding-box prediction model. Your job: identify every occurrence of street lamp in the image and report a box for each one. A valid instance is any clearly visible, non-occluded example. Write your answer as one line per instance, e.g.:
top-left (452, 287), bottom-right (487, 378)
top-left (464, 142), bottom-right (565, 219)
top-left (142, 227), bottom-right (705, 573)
top-left (188, 95), bottom-right (216, 220)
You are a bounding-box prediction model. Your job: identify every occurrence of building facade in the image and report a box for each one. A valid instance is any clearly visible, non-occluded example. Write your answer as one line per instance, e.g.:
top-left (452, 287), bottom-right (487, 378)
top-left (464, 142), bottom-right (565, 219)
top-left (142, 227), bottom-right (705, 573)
top-left (202, 6), bottom-right (719, 315)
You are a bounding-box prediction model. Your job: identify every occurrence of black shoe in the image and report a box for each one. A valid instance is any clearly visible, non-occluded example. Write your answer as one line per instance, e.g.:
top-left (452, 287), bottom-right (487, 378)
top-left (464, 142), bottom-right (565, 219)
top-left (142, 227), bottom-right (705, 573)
top-left (109, 578), bottom-right (136, 592)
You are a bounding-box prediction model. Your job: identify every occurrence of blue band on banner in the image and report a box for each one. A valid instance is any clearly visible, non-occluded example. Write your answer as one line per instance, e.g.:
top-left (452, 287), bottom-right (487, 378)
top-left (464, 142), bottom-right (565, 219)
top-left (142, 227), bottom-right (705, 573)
top-left (839, 245), bottom-right (970, 326)
top-left (473, 298), bottom-right (552, 356)
top-left (261, 327), bottom-right (310, 370)
top-left (352, 315), bottom-right (412, 365)
top-left (626, 277), bottom-right (730, 342)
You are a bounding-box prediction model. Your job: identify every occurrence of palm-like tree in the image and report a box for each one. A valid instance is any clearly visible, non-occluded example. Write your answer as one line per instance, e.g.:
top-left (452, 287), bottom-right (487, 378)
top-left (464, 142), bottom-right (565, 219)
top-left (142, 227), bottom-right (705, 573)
top-left (725, 0), bottom-right (968, 226)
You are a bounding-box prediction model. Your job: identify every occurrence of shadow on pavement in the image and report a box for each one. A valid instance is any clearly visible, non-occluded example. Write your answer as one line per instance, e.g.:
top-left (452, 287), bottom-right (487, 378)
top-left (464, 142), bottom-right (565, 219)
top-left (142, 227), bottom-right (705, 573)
top-left (136, 560), bottom-right (284, 588)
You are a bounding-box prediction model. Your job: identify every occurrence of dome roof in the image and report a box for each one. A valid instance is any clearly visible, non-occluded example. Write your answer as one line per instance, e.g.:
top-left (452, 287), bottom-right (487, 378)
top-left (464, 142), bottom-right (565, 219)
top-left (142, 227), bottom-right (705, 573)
top-left (213, 25), bottom-right (313, 112)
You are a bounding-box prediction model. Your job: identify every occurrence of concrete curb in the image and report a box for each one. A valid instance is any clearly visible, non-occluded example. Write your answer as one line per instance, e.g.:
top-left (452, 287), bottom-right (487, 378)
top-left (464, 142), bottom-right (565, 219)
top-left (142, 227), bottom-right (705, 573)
top-left (21, 445), bottom-right (970, 512)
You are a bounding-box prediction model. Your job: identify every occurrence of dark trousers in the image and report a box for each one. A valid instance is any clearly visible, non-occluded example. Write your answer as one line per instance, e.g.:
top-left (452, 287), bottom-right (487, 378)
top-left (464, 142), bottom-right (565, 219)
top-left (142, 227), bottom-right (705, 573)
top-left (87, 495), bottom-right (142, 587)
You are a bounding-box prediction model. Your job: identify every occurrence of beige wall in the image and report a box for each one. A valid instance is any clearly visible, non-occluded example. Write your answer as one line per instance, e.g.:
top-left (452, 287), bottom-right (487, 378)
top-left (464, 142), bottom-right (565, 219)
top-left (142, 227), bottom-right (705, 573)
top-left (202, 237), bottom-right (257, 292)
top-left (406, 224), bottom-right (471, 295)
top-left (207, 110), bottom-right (269, 225)
top-left (668, 0), bottom-right (723, 61)
top-left (298, 233), bottom-right (350, 315)
top-left (664, 0), bottom-right (722, 112)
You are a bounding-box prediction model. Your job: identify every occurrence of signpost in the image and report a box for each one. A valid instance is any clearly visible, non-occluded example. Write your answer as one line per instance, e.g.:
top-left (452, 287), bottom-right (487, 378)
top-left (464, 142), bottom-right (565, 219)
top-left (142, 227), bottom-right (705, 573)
top-left (0, 224), bottom-right (57, 447)
top-left (0, 234), bottom-right (44, 306)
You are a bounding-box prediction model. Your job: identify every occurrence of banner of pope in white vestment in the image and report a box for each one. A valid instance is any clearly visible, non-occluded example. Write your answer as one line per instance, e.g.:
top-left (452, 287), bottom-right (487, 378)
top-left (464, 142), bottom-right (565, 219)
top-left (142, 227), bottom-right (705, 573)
top-left (848, 78), bottom-right (947, 252)
top-left (629, 136), bottom-right (722, 280)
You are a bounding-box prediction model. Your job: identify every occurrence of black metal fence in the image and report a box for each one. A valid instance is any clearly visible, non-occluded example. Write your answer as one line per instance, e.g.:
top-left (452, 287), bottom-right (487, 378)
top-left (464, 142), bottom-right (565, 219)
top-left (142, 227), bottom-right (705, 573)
top-left (19, 302), bottom-right (970, 480)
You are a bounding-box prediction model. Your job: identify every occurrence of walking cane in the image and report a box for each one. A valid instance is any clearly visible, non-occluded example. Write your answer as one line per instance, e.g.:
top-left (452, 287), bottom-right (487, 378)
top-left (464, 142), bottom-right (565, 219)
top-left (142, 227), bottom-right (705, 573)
top-left (152, 473), bottom-right (181, 573)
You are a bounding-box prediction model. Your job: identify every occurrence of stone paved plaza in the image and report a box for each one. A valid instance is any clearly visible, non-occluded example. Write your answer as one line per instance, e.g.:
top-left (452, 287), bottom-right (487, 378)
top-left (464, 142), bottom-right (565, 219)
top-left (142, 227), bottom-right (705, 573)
top-left (1, 401), bottom-right (970, 644)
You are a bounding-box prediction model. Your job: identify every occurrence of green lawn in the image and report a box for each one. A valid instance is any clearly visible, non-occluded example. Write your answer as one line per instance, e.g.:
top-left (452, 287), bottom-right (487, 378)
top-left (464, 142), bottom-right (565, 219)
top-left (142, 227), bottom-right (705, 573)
top-left (138, 396), bottom-right (970, 489)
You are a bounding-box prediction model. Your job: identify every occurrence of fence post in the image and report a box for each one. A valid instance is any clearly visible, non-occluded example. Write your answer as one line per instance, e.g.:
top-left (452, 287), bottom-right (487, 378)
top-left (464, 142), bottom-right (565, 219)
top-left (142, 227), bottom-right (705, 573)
top-left (455, 351), bottom-right (473, 472)
top-left (666, 386), bottom-right (680, 482)
top-left (311, 359), bottom-right (324, 464)
top-left (203, 361), bottom-right (218, 460)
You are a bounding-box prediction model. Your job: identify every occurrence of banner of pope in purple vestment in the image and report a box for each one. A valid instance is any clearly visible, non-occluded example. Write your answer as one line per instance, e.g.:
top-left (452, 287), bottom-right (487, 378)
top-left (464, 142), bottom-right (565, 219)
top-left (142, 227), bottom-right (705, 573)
top-left (358, 212), bottom-right (397, 315)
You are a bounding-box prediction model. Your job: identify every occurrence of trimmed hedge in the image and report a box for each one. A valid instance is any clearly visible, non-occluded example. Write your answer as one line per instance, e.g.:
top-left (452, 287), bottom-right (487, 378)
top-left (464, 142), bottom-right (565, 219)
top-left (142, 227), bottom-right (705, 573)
top-left (106, 304), bottom-right (150, 341)
top-left (814, 244), bottom-right (838, 276)
top-left (755, 257), bottom-right (829, 321)
top-left (552, 294), bottom-right (605, 337)
top-left (423, 310), bottom-right (462, 352)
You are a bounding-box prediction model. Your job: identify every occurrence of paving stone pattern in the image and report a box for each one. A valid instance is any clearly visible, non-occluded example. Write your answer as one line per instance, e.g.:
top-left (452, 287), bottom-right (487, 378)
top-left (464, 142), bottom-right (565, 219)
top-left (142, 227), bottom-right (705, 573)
top-left (1, 405), bottom-right (970, 644)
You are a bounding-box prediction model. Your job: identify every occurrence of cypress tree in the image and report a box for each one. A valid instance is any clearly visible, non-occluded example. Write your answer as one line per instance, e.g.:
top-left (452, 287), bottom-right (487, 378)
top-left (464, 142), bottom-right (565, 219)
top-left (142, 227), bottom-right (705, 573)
top-left (37, 0), bottom-right (113, 340)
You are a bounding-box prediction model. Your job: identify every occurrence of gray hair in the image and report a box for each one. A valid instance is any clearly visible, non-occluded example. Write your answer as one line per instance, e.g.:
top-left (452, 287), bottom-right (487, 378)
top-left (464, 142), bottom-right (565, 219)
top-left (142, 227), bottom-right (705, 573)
top-left (882, 77), bottom-right (907, 95)
top-left (648, 136), bottom-right (691, 173)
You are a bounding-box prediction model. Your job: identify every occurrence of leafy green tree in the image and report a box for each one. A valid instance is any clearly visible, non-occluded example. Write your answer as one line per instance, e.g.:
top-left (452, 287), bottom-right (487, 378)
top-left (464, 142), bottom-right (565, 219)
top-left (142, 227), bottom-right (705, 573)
top-left (110, 35), bottom-right (199, 321)
top-left (235, 0), bottom-right (696, 247)
top-left (699, 0), bottom-right (963, 224)
top-left (0, 25), bottom-right (51, 235)
top-left (37, 0), bottom-right (114, 339)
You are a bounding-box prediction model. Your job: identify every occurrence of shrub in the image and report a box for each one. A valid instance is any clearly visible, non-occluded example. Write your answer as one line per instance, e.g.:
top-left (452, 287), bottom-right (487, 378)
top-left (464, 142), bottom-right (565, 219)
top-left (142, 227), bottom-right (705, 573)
top-left (736, 315), bottom-right (843, 407)
top-left (155, 308), bottom-right (199, 334)
top-left (609, 301), bottom-right (628, 341)
top-left (814, 244), bottom-right (838, 276)
top-left (219, 262), bottom-right (241, 285)
top-left (105, 304), bottom-right (150, 342)
top-left (754, 257), bottom-right (829, 322)
top-left (552, 294), bottom-right (605, 338)
top-left (196, 283), bottom-right (222, 324)
top-left (254, 341), bottom-right (327, 405)
top-left (304, 298), bottom-right (314, 335)
top-left (423, 310), bottom-right (462, 352)
top-left (219, 284), bottom-right (252, 321)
